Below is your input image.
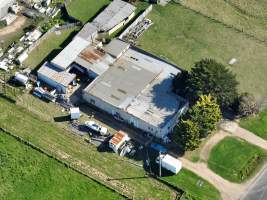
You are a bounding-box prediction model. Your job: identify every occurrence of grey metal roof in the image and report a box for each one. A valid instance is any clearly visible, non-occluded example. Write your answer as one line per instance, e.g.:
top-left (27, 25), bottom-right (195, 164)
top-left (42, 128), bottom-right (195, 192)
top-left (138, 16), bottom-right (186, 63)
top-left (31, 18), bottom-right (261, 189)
top-left (92, 0), bottom-right (136, 32)
top-left (84, 56), bottom-right (161, 108)
top-left (38, 62), bottom-right (76, 87)
top-left (84, 47), bottom-right (183, 128)
top-left (51, 37), bottom-right (90, 70)
top-left (104, 39), bottom-right (130, 58)
top-left (76, 23), bottom-right (98, 42)
top-left (74, 46), bottom-right (114, 75)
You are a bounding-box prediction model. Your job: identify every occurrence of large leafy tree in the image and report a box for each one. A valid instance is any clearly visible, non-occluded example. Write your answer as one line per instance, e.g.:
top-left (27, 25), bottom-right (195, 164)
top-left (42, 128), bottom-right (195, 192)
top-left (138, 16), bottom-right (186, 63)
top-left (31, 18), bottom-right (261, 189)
top-left (189, 95), bottom-right (222, 138)
top-left (173, 70), bottom-right (189, 95)
top-left (173, 119), bottom-right (200, 151)
top-left (184, 59), bottom-right (238, 107)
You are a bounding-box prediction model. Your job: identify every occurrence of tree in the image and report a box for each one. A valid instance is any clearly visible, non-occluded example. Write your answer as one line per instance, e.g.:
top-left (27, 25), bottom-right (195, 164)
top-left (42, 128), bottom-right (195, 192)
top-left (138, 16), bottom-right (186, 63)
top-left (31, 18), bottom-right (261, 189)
top-left (186, 59), bottom-right (238, 107)
top-left (233, 92), bottom-right (259, 117)
top-left (173, 70), bottom-right (189, 95)
top-left (189, 95), bottom-right (222, 138)
top-left (173, 119), bottom-right (200, 151)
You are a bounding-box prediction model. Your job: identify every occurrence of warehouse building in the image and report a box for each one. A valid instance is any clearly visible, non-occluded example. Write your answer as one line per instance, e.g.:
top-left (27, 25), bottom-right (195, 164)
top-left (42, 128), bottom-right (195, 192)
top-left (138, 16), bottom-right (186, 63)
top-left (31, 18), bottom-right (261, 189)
top-left (0, 0), bottom-right (15, 19)
top-left (92, 0), bottom-right (136, 36)
top-left (83, 40), bottom-right (188, 139)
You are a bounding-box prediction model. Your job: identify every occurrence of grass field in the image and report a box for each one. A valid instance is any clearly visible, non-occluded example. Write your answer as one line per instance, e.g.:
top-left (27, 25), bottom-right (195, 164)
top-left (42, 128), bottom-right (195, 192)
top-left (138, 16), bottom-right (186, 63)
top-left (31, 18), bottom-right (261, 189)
top-left (23, 28), bottom-right (78, 70)
top-left (0, 94), bottom-right (221, 199)
top-left (208, 137), bottom-right (267, 182)
top-left (0, 131), bottom-right (123, 200)
top-left (240, 109), bottom-right (267, 140)
top-left (137, 3), bottom-right (267, 100)
top-left (179, 0), bottom-right (267, 41)
top-left (0, 96), bottom-right (175, 199)
top-left (161, 169), bottom-right (221, 200)
top-left (67, 0), bottom-right (110, 23)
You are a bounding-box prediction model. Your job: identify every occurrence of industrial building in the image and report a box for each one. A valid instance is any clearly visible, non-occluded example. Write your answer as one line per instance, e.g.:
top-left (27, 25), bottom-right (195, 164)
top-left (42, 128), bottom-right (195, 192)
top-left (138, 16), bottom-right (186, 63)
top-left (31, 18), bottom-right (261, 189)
top-left (0, 0), bottom-right (15, 19)
top-left (37, 0), bottom-right (187, 138)
top-left (83, 40), bottom-right (188, 138)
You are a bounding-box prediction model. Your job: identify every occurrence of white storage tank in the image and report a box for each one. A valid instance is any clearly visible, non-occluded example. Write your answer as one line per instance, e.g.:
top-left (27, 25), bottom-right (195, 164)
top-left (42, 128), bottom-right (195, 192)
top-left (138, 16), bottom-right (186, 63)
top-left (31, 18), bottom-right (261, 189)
top-left (14, 72), bottom-right (29, 86)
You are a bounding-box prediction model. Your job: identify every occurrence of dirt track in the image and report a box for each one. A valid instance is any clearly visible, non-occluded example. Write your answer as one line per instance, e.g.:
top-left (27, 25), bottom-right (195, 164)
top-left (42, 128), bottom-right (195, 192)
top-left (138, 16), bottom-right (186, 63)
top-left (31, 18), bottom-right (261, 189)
top-left (0, 16), bottom-right (27, 37)
top-left (181, 121), bottom-right (267, 200)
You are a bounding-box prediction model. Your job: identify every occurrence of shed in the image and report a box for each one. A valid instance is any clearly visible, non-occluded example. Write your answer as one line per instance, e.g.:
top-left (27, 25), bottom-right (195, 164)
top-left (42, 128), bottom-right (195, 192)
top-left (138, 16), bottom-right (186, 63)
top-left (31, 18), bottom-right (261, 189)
top-left (157, 154), bottom-right (182, 174)
top-left (70, 107), bottom-right (80, 120)
top-left (37, 62), bottom-right (76, 94)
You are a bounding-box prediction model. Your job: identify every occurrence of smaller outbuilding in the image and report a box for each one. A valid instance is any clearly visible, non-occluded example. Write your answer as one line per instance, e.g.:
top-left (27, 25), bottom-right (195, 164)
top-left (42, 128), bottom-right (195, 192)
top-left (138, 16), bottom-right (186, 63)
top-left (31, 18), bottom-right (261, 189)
top-left (37, 62), bottom-right (76, 93)
top-left (156, 154), bottom-right (182, 174)
top-left (70, 107), bottom-right (80, 120)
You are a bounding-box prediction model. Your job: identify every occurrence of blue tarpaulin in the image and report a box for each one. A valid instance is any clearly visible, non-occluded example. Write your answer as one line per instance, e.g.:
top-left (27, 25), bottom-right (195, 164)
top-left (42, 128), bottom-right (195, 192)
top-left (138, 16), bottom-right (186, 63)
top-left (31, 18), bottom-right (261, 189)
top-left (150, 143), bottom-right (167, 153)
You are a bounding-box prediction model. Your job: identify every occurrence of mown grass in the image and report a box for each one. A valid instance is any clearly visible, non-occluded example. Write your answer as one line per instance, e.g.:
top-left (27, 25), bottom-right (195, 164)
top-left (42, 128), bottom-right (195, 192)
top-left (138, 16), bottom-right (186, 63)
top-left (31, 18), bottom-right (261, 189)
top-left (67, 0), bottom-right (110, 23)
top-left (179, 0), bottom-right (267, 41)
top-left (161, 169), bottom-right (221, 200)
top-left (240, 109), bottom-right (267, 140)
top-left (208, 137), bottom-right (267, 182)
top-left (23, 28), bottom-right (78, 70)
top-left (0, 130), bottom-right (123, 200)
top-left (137, 3), bottom-right (267, 100)
top-left (0, 97), bottom-right (174, 199)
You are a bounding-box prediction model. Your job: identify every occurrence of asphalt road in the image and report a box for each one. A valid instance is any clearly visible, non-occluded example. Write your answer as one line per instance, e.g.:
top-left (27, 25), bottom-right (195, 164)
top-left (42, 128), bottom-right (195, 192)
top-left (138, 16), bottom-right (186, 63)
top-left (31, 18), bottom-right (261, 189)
top-left (241, 165), bottom-right (267, 200)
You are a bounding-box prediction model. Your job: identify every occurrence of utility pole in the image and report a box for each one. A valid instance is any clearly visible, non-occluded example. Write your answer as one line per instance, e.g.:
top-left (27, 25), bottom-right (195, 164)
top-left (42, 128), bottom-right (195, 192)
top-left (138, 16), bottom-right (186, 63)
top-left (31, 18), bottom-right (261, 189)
top-left (159, 151), bottom-right (162, 177)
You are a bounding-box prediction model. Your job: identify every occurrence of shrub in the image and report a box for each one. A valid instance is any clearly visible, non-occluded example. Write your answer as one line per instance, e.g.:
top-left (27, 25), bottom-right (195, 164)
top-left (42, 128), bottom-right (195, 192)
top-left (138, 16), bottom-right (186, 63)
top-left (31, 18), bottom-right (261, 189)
top-left (233, 92), bottom-right (259, 117)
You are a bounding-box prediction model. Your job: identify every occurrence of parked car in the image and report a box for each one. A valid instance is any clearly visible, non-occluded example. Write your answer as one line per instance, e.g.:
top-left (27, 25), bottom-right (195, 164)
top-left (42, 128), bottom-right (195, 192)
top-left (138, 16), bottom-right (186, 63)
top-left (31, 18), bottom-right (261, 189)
top-left (84, 120), bottom-right (108, 136)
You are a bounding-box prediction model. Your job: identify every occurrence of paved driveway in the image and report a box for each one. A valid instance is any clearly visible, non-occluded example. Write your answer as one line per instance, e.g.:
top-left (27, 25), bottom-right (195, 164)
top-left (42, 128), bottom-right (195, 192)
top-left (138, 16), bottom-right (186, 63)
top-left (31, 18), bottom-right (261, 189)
top-left (241, 165), bottom-right (267, 200)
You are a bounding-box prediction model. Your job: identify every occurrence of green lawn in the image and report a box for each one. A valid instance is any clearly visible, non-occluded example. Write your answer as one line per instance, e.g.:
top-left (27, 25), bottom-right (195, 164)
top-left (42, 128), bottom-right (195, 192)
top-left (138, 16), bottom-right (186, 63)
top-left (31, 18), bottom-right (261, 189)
top-left (0, 97), bottom-right (175, 199)
top-left (161, 169), bottom-right (221, 200)
top-left (0, 131), bottom-right (123, 200)
top-left (67, 0), bottom-right (110, 23)
top-left (240, 109), bottom-right (267, 140)
top-left (137, 3), bottom-right (267, 100)
top-left (179, 0), bottom-right (267, 41)
top-left (23, 28), bottom-right (78, 69)
top-left (208, 137), bottom-right (267, 182)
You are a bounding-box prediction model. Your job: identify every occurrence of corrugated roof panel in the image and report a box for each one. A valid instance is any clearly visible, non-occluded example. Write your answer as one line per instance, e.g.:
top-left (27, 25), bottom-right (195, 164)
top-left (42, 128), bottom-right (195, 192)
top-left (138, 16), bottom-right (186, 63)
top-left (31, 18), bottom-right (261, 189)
top-left (51, 37), bottom-right (90, 70)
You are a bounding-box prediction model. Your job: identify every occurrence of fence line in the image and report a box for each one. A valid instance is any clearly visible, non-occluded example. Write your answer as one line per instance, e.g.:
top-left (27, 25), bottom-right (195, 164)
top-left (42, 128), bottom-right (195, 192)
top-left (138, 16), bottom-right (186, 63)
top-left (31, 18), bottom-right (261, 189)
top-left (0, 127), bottom-right (131, 199)
top-left (26, 22), bottom-right (80, 55)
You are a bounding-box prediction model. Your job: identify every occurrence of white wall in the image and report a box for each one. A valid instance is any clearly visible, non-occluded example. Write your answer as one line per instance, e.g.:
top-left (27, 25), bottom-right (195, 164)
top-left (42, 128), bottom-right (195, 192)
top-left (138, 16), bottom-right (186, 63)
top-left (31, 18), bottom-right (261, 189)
top-left (82, 91), bottom-right (185, 138)
top-left (38, 72), bottom-right (67, 93)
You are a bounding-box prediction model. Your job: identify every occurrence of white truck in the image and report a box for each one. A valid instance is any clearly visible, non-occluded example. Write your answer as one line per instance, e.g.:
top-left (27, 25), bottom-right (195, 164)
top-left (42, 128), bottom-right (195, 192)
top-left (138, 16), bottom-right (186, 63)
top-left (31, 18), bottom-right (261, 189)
top-left (156, 154), bottom-right (182, 174)
top-left (84, 120), bottom-right (108, 136)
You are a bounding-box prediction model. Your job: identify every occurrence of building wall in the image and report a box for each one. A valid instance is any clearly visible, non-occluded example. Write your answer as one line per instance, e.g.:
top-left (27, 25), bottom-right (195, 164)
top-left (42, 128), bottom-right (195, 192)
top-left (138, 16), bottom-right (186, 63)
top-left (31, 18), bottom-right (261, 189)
top-left (38, 72), bottom-right (67, 93)
top-left (0, 0), bottom-right (15, 19)
top-left (83, 91), bottom-right (186, 138)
